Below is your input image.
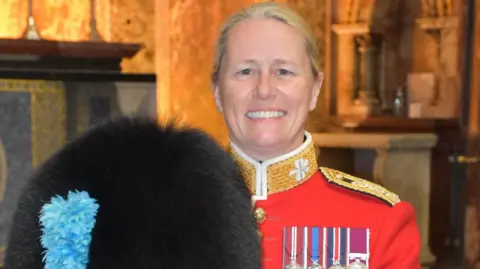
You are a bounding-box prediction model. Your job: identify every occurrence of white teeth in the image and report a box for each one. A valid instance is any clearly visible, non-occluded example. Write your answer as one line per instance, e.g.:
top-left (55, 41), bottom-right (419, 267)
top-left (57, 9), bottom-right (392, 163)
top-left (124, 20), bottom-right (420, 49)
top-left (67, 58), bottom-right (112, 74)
top-left (246, 111), bottom-right (285, 119)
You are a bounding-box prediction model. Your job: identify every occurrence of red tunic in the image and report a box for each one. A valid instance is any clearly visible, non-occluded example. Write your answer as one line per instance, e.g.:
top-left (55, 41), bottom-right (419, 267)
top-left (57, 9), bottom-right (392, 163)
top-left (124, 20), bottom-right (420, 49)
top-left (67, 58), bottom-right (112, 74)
top-left (227, 132), bottom-right (421, 269)
top-left (255, 169), bottom-right (421, 269)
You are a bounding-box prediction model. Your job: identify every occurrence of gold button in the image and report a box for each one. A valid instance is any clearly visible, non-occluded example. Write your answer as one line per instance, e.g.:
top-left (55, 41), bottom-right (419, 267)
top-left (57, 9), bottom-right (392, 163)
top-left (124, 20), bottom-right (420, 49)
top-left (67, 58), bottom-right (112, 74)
top-left (254, 207), bottom-right (266, 224)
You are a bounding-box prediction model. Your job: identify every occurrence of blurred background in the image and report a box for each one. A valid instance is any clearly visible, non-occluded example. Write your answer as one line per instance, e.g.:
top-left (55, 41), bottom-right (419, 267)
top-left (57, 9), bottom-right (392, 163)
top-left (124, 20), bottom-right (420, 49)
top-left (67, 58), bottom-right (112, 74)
top-left (0, 0), bottom-right (478, 268)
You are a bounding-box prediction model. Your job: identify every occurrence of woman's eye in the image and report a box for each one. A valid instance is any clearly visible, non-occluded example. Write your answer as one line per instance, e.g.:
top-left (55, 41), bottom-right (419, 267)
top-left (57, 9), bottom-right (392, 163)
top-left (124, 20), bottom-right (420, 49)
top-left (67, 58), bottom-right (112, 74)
top-left (237, 68), bottom-right (253, 76)
top-left (276, 68), bottom-right (293, 76)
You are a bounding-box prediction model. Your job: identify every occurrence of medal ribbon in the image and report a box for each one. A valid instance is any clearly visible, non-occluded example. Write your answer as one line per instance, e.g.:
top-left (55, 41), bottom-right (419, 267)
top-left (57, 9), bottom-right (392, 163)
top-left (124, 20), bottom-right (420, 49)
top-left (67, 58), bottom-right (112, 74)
top-left (366, 228), bottom-right (370, 257)
top-left (309, 227), bottom-right (327, 268)
top-left (311, 227), bottom-right (319, 261)
top-left (282, 227), bottom-right (299, 267)
top-left (327, 227), bottom-right (346, 267)
top-left (303, 227), bottom-right (308, 268)
top-left (310, 227), bottom-right (327, 267)
top-left (347, 228), bottom-right (370, 265)
top-left (291, 226), bottom-right (298, 262)
top-left (333, 227), bottom-right (340, 262)
top-left (339, 228), bottom-right (348, 265)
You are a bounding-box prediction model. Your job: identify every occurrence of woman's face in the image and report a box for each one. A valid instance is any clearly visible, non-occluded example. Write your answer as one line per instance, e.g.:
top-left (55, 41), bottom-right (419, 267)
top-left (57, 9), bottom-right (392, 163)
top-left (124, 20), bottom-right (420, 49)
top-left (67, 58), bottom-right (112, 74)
top-left (214, 18), bottom-right (323, 160)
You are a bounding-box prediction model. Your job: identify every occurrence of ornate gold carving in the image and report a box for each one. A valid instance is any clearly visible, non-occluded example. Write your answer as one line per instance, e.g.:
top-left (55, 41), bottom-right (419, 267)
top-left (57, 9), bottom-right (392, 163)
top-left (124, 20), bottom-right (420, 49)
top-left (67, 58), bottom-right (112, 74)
top-left (0, 1), bottom-right (154, 74)
top-left (35, 0), bottom-right (90, 41)
top-left (319, 167), bottom-right (401, 207)
top-left (0, 0), bottom-right (28, 38)
top-left (163, 0), bottom-right (232, 144)
top-left (0, 79), bottom-right (66, 167)
top-left (105, 0), bottom-right (155, 73)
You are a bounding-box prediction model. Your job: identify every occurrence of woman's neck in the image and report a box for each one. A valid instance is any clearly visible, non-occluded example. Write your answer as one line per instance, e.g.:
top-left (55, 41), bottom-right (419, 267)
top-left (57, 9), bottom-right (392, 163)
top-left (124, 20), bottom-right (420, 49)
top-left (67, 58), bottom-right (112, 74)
top-left (232, 135), bottom-right (306, 162)
top-left (227, 132), bottom-right (318, 200)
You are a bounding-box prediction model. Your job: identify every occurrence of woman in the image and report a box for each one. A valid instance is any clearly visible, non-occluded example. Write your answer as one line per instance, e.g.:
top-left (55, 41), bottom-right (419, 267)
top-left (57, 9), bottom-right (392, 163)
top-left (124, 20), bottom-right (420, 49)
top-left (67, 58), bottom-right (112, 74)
top-left (211, 2), bottom-right (421, 269)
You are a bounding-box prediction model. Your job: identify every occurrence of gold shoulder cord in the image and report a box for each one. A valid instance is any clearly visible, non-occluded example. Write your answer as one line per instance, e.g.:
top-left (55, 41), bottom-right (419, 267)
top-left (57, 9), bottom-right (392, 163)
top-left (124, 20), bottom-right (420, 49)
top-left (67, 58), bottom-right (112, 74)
top-left (319, 167), bottom-right (400, 207)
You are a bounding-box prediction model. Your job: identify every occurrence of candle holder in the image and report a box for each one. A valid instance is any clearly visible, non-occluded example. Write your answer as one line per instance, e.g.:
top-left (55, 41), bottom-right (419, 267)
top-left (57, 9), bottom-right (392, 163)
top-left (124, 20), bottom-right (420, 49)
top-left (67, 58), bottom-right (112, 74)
top-left (23, 0), bottom-right (41, 40)
top-left (89, 0), bottom-right (103, 41)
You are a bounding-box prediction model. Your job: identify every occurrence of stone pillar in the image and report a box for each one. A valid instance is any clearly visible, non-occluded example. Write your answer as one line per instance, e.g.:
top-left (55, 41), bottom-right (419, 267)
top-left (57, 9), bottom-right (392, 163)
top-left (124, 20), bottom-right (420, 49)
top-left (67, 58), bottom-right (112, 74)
top-left (335, 34), bottom-right (356, 116)
top-left (352, 34), bottom-right (381, 117)
top-left (373, 146), bottom-right (437, 265)
top-left (332, 23), bottom-right (368, 117)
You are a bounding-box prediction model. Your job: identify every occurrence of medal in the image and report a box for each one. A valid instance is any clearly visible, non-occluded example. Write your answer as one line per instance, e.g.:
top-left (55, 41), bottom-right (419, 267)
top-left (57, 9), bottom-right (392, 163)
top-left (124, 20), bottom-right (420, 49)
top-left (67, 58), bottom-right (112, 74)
top-left (346, 228), bottom-right (370, 268)
top-left (281, 226), bottom-right (370, 269)
top-left (347, 259), bottom-right (368, 269)
top-left (328, 260), bottom-right (346, 269)
top-left (308, 261), bottom-right (325, 269)
top-left (308, 227), bottom-right (325, 269)
top-left (327, 228), bottom-right (346, 269)
top-left (284, 226), bottom-right (302, 269)
top-left (285, 261), bottom-right (303, 269)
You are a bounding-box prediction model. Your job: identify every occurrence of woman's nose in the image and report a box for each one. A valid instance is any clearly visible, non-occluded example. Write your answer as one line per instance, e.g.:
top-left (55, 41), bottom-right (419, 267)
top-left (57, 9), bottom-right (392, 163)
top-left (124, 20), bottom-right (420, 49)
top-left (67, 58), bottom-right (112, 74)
top-left (254, 72), bottom-right (275, 100)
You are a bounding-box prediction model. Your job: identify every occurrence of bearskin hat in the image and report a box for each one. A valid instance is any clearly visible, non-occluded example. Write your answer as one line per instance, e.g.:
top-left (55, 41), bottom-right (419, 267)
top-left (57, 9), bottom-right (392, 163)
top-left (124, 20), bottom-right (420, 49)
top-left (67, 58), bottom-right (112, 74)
top-left (3, 117), bottom-right (260, 269)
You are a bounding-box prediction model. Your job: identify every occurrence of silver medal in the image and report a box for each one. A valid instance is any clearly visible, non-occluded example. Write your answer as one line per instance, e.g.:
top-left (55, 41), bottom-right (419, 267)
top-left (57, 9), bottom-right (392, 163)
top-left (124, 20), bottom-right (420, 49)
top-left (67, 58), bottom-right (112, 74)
top-left (347, 259), bottom-right (367, 269)
top-left (307, 261), bottom-right (325, 269)
top-left (328, 260), bottom-right (346, 269)
top-left (285, 261), bottom-right (302, 269)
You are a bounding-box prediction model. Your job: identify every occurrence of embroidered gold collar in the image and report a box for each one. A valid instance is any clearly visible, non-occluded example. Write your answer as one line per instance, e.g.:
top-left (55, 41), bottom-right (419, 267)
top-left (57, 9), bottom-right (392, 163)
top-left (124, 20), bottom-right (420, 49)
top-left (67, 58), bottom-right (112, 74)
top-left (227, 132), bottom-right (318, 200)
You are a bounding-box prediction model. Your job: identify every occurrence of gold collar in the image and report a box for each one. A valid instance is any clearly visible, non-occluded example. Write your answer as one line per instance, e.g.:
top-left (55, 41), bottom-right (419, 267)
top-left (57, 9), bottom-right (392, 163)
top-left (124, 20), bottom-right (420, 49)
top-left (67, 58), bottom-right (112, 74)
top-left (227, 132), bottom-right (318, 200)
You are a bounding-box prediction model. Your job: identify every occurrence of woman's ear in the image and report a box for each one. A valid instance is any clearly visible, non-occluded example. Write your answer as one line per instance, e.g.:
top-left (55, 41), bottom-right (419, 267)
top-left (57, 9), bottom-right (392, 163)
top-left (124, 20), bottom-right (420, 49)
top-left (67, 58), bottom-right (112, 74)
top-left (212, 83), bottom-right (223, 113)
top-left (309, 72), bottom-right (324, 111)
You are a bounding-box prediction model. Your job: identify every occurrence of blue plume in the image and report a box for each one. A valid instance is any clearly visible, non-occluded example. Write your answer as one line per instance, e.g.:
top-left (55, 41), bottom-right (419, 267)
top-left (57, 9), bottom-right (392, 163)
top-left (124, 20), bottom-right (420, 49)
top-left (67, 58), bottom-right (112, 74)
top-left (39, 190), bottom-right (99, 269)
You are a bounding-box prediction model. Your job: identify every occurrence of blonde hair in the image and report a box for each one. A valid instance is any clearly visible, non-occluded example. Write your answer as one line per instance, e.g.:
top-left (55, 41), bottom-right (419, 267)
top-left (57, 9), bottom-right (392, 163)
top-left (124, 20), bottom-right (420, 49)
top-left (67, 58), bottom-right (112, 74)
top-left (211, 1), bottom-right (320, 83)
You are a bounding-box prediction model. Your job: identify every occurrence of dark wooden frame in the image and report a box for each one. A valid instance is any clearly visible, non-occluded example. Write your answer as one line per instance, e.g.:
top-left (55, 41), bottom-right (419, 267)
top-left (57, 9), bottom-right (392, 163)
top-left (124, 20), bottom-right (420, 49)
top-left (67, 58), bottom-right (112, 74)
top-left (0, 39), bottom-right (155, 82)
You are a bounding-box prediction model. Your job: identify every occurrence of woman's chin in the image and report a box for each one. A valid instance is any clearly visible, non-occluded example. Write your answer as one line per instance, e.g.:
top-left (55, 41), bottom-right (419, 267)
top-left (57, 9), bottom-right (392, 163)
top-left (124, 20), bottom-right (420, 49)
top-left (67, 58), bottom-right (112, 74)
top-left (249, 136), bottom-right (285, 150)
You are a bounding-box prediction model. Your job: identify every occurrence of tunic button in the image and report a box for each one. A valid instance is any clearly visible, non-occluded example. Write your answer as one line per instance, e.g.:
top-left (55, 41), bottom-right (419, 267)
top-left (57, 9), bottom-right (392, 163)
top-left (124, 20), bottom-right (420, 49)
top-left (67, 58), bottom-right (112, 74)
top-left (254, 207), bottom-right (266, 224)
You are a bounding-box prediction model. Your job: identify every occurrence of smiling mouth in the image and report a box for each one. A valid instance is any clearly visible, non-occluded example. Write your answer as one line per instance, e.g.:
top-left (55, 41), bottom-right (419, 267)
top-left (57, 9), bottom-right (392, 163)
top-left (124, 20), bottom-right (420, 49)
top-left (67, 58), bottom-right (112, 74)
top-left (246, 111), bottom-right (286, 119)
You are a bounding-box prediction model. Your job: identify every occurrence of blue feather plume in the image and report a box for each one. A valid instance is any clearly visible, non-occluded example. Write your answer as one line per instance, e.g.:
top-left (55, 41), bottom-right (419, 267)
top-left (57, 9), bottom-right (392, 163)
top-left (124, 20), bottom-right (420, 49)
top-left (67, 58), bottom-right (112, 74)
top-left (39, 190), bottom-right (99, 269)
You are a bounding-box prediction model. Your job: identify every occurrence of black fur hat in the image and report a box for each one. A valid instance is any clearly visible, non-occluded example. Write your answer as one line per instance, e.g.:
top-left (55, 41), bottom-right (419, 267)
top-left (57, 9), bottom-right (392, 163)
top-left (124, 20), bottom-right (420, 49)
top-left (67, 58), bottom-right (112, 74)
top-left (4, 117), bottom-right (260, 269)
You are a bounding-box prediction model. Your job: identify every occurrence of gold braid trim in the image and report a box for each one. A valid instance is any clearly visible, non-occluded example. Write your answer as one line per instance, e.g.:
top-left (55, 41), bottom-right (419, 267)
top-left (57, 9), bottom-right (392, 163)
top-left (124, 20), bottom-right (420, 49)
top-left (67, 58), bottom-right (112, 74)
top-left (227, 140), bottom-right (318, 195)
top-left (319, 167), bottom-right (401, 207)
top-left (227, 146), bottom-right (256, 193)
